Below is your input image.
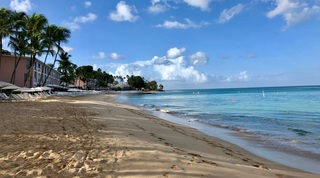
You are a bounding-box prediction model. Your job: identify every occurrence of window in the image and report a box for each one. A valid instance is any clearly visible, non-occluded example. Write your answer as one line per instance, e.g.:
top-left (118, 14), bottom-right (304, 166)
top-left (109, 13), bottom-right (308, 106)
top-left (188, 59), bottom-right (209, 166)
top-left (34, 71), bottom-right (37, 82)
top-left (24, 73), bottom-right (28, 81)
top-left (26, 60), bottom-right (31, 69)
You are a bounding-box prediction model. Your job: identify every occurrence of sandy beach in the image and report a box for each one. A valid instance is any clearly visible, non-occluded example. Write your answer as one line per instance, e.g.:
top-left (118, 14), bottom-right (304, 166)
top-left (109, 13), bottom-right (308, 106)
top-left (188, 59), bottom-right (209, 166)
top-left (0, 94), bottom-right (318, 178)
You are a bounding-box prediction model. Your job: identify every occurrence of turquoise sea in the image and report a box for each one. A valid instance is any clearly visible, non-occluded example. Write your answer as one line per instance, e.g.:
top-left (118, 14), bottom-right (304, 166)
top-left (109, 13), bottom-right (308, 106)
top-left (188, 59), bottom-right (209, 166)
top-left (117, 86), bottom-right (320, 173)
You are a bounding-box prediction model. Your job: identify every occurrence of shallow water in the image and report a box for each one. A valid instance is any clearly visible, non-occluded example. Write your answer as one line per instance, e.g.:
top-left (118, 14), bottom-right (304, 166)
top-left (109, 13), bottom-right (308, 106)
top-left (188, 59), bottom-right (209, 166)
top-left (117, 86), bottom-right (320, 173)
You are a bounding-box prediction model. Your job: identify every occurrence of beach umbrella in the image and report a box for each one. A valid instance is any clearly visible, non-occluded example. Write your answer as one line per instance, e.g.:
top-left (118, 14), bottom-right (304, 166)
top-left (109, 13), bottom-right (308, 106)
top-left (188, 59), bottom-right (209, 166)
top-left (1, 85), bottom-right (20, 90)
top-left (0, 81), bottom-right (12, 88)
top-left (40, 86), bottom-right (52, 91)
top-left (33, 87), bottom-right (43, 92)
top-left (14, 87), bottom-right (35, 93)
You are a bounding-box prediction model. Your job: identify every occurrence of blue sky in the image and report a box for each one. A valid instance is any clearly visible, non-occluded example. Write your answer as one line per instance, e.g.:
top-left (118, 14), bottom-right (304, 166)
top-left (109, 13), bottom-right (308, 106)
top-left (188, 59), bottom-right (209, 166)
top-left (1, 0), bottom-right (320, 89)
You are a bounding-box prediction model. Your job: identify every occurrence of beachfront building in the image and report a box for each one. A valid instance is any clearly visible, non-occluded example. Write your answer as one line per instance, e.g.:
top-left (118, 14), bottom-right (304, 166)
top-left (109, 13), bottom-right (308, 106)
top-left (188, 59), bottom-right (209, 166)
top-left (74, 78), bottom-right (86, 89)
top-left (73, 78), bottom-right (100, 90)
top-left (0, 54), bottom-right (61, 88)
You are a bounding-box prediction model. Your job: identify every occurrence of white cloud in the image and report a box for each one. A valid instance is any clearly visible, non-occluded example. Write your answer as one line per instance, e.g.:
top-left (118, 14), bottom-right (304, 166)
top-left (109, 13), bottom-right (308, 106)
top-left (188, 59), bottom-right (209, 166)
top-left (167, 47), bottom-right (186, 59)
top-left (148, 4), bottom-right (167, 14)
top-left (153, 57), bottom-right (207, 82)
top-left (84, 1), bottom-right (92, 8)
top-left (266, 0), bottom-right (320, 30)
top-left (148, 0), bottom-right (168, 14)
top-left (153, 56), bottom-right (173, 65)
top-left (112, 48), bottom-right (207, 83)
top-left (155, 18), bottom-right (209, 29)
top-left (93, 64), bottom-right (98, 70)
top-left (93, 52), bottom-right (107, 59)
top-left (109, 53), bottom-right (124, 60)
top-left (62, 46), bottom-right (73, 53)
top-left (224, 71), bottom-right (251, 82)
top-left (115, 64), bottom-right (142, 77)
top-left (93, 52), bottom-right (124, 60)
top-left (10, 0), bottom-right (32, 13)
top-left (109, 1), bottom-right (139, 22)
top-left (74, 13), bottom-right (97, 23)
top-left (183, 0), bottom-right (211, 11)
top-left (218, 4), bottom-right (245, 24)
top-left (189, 51), bottom-right (208, 65)
top-left (62, 13), bottom-right (97, 31)
top-left (62, 21), bottom-right (80, 31)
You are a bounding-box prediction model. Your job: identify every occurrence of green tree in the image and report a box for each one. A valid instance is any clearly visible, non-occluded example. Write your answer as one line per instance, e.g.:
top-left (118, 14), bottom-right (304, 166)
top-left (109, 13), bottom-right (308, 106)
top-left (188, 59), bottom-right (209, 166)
top-left (158, 84), bottom-right (164, 91)
top-left (23, 13), bottom-right (48, 87)
top-left (145, 80), bottom-right (158, 91)
top-left (105, 72), bottom-right (114, 84)
top-left (93, 68), bottom-right (105, 87)
top-left (57, 52), bottom-right (76, 86)
top-left (8, 11), bottom-right (28, 84)
top-left (75, 65), bottom-right (94, 88)
top-left (43, 26), bottom-right (71, 86)
top-left (92, 69), bottom-right (114, 88)
top-left (39, 24), bottom-right (58, 86)
top-left (9, 11), bottom-right (27, 80)
top-left (8, 30), bottom-right (30, 84)
top-left (0, 8), bottom-right (13, 68)
top-left (127, 75), bottom-right (145, 89)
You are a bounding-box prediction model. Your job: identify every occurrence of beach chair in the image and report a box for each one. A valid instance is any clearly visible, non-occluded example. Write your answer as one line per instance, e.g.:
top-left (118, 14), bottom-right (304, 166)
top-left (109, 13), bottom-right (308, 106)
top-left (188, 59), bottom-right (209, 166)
top-left (11, 94), bottom-right (23, 100)
top-left (0, 93), bottom-right (9, 100)
top-left (23, 93), bottom-right (35, 100)
top-left (33, 93), bottom-right (41, 99)
top-left (0, 93), bottom-right (14, 102)
top-left (18, 94), bottom-right (28, 100)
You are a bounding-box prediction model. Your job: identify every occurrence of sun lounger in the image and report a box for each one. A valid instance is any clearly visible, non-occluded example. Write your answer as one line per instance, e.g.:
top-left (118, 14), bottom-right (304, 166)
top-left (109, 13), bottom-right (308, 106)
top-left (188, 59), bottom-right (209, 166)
top-left (11, 94), bottom-right (24, 100)
top-left (0, 93), bottom-right (11, 100)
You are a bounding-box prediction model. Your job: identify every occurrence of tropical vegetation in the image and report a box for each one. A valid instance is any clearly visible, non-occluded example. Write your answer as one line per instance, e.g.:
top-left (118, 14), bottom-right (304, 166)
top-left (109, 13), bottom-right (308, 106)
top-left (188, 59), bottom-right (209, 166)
top-left (0, 7), bottom-right (163, 91)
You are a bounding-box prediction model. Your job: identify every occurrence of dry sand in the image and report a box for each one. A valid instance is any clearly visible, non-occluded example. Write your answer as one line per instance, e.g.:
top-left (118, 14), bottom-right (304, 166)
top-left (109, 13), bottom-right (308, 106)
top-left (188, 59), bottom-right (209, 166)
top-left (0, 94), bottom-right (318, 178)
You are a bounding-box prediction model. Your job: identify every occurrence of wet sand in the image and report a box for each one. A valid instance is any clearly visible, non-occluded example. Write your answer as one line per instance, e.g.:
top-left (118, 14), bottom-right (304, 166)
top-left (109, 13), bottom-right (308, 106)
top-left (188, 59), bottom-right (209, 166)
top-left (0, 94), bottom-right (318, 177)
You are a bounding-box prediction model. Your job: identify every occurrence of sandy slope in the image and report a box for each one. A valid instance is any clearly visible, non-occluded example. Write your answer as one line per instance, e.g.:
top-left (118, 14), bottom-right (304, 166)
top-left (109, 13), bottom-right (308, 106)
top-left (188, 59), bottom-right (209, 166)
top-left (0, 94), bottom-right (318, 177)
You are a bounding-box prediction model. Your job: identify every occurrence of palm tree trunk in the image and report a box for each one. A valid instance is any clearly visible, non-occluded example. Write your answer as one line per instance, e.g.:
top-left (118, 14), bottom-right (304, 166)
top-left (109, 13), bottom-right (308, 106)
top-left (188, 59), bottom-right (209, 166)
top-left (0, 35), bottom-right (3, 69)
top-left (24, 54), bottom-right (36, 87)
top-left (39, 51), bottom-right (50, 86)
top-left (10, 50), bottom-right (18, 84)
top-left (43, 49), bottom-right (59, 86)
top-left (10, 54), bottom-right (22, 84)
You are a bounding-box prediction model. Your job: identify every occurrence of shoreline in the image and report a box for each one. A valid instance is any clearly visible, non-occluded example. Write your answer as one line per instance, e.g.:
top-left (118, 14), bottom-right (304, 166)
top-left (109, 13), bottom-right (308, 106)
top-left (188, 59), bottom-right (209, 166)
top-left (0, 94), bottom-right (318, 177)
top-left (116, 91), bottom-right (320, 174)
top-left (143, 108), bottom-right (320, 174)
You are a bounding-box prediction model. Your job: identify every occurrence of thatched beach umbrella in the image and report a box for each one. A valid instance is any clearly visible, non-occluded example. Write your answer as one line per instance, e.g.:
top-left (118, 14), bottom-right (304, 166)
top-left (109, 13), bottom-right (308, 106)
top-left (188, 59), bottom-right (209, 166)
top-left (14, 87), bottom-right (35, 93)
top-left (1, 85), bottom-right (20, 90)
top-left (33, 87), bottom-right (43, 92)
top-left (40, 86), bottom-right (52, 91)
top-left (0, 81), bottom-right (12, 88)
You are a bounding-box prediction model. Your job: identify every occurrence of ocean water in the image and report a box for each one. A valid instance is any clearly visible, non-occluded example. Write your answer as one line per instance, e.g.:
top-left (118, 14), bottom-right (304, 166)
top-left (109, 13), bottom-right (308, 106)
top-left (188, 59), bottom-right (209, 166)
top-left (116, 86), bottom-right (320, 173)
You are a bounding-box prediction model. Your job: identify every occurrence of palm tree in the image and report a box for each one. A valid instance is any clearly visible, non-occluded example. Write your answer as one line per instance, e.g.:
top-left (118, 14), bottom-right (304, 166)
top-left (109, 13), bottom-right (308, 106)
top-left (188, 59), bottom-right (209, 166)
top-left (0, 8), bottom-right (13, 68)
top-left (23, 13), bottom-right (48, 87)
top-left (38, 24), bottom-right (57, 86)
top-left (43, 26), bottom-right (71, 86)
top-left (8, 31), bottom-right (30, 84)
top-left (57, 52), bottom-right (76, 86)
top-left (9, 11), bottom-right (27, 84)
top-left (75, 66), bottom-right (94, 89)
